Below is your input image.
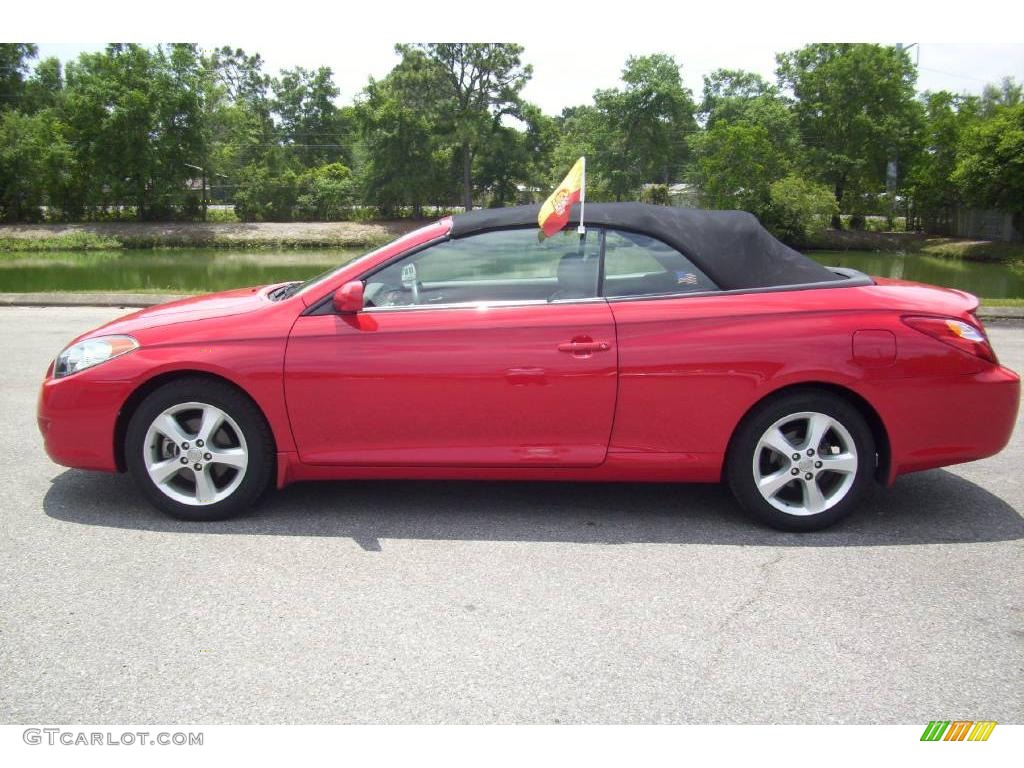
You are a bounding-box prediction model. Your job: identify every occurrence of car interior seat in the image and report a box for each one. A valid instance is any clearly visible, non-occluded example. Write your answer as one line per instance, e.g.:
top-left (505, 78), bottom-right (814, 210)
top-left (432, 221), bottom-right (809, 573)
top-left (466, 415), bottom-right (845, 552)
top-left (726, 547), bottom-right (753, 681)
top-left (551, 251), bottom-right (599, 301)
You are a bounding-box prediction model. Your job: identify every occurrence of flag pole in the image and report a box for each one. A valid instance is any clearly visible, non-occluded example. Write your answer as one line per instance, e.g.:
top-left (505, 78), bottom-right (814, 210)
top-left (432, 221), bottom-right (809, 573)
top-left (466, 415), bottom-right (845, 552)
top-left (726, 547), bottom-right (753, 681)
top-left (577, 156), bottom-right (586, 237)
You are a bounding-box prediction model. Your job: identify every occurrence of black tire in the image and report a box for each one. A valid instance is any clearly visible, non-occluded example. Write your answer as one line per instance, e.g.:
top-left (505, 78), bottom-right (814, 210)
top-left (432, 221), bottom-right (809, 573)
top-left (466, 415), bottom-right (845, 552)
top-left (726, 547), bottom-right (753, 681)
top-left (125, 377), bottom-right (275, 521)
top-left (726, 390), bottom-right (876, 532)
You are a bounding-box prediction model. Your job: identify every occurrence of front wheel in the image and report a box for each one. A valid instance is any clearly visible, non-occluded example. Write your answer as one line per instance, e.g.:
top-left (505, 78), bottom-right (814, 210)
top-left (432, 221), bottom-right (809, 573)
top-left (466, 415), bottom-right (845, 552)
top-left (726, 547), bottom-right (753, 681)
top-left (125, 378), bottom-right (275, 521)
top-left (726, 391), bottom-right (876, 532)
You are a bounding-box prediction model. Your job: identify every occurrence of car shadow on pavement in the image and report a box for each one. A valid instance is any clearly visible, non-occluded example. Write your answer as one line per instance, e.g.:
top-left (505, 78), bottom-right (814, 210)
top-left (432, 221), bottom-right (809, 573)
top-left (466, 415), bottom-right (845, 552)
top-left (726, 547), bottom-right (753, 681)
top-left (43, 467), bottom-right (1023, 550)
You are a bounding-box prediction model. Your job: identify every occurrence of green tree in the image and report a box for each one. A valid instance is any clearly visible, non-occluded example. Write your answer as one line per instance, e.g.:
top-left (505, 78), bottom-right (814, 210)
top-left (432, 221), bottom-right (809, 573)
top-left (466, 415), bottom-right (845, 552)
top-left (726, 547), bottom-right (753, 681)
top-left (0, 46), bottom-right (77, 221)
top-left (201, 47), bottom-right (276, 188)
top-left (764, 174), bottom-right (838, 243)
top-left (161, 44), bottom-right (209, 218)
top-left (22, 57), bottom-right (63, 113)
top-left (0, 110), bottom-right (47, 220)
top-left (700, 67), bottom-right (770, 108)
top-left (474, 123), bottom-right (528, 207)
top-left (979, 76), bottom-right (1022, 116)
top-left (199, 46), bottom-right (276, 210)
top-left (0, 44), bottom-right (37, 112)
top-left (776, 43), bottom-right (922, 226)
top-left (474, 105), bottom-right (556, 207)
top-left (905, 91), bottom-right (979, 231)
top-left (234, 160), bottom-right (357, 222)
top-left (272, 66), bottom-right (350, 168)
top-left (952, 102), bottom-right (1024, 217)
top-left (295, 163), bottom-right (356, 220)
top-left (549, 105), bottom-right (615, 199)
top-left (691, 122), bottom-right (785, 215)
top-left (61, 44), bottom-right (206, 219)
top-left (233, 148), bottom-right (299, 221)
top-left (519, 104), bottom-right (559, 192)
top-left (0, 108), bottom-right (78, 222)
top-left (209, 46), bottom-right (271, 105)
top-left (693, 67), bottom-right (802, 215)
top-left (700, 68), bottom-right (800, 159)
top-left (592, 54), bottom-right (696, 197)
top-left (399, 43), bottom-right (532, 209)
top-left (354, 49), bottom-right (458, 216)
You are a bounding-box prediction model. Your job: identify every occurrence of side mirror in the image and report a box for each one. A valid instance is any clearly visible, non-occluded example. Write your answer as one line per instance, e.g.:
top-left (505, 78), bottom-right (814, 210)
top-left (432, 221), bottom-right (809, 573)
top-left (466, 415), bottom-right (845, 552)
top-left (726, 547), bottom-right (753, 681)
top-left (333, 281), bottom-right (364, 314)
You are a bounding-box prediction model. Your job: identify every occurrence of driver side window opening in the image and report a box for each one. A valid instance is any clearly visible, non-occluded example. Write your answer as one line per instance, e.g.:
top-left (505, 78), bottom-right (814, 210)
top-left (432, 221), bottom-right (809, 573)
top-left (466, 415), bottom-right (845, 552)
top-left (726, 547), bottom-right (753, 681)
top-left (364, 227), bottom-right (602, 309)
top-left (356, 225), bottom-right (718, 311)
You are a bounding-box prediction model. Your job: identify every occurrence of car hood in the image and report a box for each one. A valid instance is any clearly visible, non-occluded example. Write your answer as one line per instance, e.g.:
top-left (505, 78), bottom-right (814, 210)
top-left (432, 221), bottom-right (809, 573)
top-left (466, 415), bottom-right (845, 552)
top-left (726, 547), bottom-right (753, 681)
top-left (78, 286), bottom-right (273, 341)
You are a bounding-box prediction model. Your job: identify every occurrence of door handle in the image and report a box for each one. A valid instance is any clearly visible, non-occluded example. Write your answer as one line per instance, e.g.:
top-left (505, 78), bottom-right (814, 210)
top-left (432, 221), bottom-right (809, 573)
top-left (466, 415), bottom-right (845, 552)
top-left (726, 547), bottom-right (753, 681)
top-left (558, 339), bottom-right (611, 354)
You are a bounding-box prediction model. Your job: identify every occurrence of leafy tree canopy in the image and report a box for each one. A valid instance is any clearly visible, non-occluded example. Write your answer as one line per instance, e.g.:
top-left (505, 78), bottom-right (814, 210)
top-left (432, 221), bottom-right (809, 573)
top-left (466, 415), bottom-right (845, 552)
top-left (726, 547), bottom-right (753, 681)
top-left (397, 43), bottom-right (532, 208)
top-left (593, 54), bottom-right (697, 195)
top-left (953, 102), bottom-right (1024, 216)
top-left (776, 43), bottom-right (923, 220)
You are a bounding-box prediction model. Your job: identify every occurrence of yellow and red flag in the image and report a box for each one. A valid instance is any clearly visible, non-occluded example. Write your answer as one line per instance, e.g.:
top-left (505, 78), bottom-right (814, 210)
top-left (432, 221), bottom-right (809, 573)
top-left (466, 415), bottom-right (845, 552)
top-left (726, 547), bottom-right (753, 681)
top-left (538, 157), bottom-right (585, 237)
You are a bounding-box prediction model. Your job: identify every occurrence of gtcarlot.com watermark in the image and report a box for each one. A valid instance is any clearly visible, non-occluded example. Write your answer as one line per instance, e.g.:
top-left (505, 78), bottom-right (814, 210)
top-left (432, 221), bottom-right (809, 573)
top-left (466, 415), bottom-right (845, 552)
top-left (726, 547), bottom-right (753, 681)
top-left (23, 728), bottom-right (203, 746)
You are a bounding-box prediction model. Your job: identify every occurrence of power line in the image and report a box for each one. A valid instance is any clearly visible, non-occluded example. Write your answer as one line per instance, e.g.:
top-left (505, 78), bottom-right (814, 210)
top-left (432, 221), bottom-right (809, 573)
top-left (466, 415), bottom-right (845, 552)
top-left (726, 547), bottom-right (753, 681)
top-left (918, 66), bottom-right (992, 85)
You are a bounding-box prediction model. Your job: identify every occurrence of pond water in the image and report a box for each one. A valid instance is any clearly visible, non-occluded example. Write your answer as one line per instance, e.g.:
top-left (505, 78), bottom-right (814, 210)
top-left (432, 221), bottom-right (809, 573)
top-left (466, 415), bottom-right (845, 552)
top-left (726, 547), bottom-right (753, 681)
top-left (0, 249), bottom-right (363, 294)
top-left (0, 247), bottom-right (1021, 299)
top-left (806, 251), bottom-right (1024, 300)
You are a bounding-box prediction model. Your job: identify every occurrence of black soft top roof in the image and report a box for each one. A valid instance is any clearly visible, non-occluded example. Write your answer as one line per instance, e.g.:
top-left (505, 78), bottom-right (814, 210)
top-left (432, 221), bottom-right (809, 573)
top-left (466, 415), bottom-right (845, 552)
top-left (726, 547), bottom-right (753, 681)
top-left (450, 202), bottom-right (839, 290)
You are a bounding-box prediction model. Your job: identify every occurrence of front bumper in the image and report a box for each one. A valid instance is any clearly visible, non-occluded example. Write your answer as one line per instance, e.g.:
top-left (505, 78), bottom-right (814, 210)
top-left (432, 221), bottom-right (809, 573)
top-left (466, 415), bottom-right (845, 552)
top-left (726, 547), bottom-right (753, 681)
top-left (37, 364), bottom-right (131, 473)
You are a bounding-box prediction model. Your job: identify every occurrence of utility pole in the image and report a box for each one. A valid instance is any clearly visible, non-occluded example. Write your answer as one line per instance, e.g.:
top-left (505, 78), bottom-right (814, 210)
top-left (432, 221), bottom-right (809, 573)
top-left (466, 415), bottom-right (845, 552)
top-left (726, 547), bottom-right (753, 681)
top-left (889, 43), bottom-right (918, 229)
top-left (184, 163), bottom-right (208, 221)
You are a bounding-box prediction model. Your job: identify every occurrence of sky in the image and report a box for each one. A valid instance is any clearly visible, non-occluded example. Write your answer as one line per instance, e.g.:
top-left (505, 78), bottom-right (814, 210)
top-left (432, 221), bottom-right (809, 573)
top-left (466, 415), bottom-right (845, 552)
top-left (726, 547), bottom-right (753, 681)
top-left (32, 42), bottom-right (1024, 115)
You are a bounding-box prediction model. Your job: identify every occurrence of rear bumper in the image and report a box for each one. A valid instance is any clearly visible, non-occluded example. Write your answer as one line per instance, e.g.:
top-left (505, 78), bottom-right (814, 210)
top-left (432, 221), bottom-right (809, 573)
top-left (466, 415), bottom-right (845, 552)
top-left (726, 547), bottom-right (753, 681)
top-left (873, 364), bottom-right (1020, 483)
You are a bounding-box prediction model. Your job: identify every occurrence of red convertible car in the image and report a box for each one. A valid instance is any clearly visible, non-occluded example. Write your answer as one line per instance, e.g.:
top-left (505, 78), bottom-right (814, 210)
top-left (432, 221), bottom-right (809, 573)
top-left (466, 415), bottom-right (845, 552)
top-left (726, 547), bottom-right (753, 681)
top-left (37, 204), bottom-right (1020, 531)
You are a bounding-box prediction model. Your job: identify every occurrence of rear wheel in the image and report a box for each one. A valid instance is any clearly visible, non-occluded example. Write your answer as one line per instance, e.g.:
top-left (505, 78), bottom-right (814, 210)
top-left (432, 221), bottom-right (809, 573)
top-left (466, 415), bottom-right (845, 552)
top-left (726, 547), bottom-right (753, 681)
top-left (727, 391), bottom-right (875, 531)
top-left (125, 378), bottom-right (274, 521)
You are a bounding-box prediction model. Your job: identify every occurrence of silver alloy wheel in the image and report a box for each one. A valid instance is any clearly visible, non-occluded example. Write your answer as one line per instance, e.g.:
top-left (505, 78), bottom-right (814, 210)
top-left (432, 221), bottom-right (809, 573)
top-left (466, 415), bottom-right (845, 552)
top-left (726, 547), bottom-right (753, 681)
top-left (752, 411), bottom-right (858, 517)
top-left (142, 401), bottom-right (248, 506)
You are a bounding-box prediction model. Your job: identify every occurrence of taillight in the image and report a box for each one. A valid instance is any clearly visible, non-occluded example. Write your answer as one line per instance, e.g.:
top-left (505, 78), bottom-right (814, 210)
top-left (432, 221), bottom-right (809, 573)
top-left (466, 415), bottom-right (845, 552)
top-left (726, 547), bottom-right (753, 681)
top-left (902, 315), bottom-right (998, 364)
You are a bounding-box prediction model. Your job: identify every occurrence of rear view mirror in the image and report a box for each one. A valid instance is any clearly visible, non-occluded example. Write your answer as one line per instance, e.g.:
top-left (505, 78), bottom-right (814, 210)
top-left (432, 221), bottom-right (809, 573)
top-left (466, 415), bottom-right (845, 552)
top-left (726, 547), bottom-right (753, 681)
top-left (333, 281), bottom-right (364, 314)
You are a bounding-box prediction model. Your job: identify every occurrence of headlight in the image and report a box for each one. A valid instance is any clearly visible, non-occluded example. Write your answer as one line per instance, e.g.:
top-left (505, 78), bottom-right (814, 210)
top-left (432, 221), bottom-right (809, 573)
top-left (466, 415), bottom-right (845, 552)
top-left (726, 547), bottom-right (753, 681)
top-left (54, 335), bottom-right (138, 378)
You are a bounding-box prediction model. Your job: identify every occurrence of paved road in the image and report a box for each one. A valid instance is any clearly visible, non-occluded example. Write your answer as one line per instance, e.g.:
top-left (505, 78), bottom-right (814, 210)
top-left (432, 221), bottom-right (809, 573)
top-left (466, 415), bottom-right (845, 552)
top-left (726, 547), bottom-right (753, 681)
top-left (1, 307), bottom-right (1021, 724)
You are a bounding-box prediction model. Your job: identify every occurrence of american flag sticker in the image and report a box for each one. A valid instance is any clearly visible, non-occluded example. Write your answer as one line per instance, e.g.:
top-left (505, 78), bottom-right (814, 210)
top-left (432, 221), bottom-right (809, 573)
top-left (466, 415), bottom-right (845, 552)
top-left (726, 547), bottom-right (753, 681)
top-left (676, 272), bottom-right (698, 285)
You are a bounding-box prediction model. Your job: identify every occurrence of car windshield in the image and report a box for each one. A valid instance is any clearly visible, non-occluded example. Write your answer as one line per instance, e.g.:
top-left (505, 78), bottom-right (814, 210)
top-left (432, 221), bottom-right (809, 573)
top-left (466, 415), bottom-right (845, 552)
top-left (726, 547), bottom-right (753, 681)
top-left (270, 266), bottom-right (336, 301)
top-left (271, 256), bottom-right (372, 301)
top-left (271, 223), bottom-right (443, 301)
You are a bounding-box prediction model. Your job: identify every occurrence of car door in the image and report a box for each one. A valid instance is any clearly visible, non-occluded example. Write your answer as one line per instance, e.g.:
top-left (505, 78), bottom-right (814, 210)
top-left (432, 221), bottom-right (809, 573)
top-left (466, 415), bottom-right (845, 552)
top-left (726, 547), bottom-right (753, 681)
top-left (284, 227), bottom-right (618, 467)
top-left (599, 228), bottom-right (739, 458)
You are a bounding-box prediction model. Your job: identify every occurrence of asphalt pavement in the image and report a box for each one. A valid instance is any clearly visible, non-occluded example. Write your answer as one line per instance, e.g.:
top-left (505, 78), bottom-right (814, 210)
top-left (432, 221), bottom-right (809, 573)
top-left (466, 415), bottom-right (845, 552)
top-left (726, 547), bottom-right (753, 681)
top-left (1, 306), bottom-right (1021, 724)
